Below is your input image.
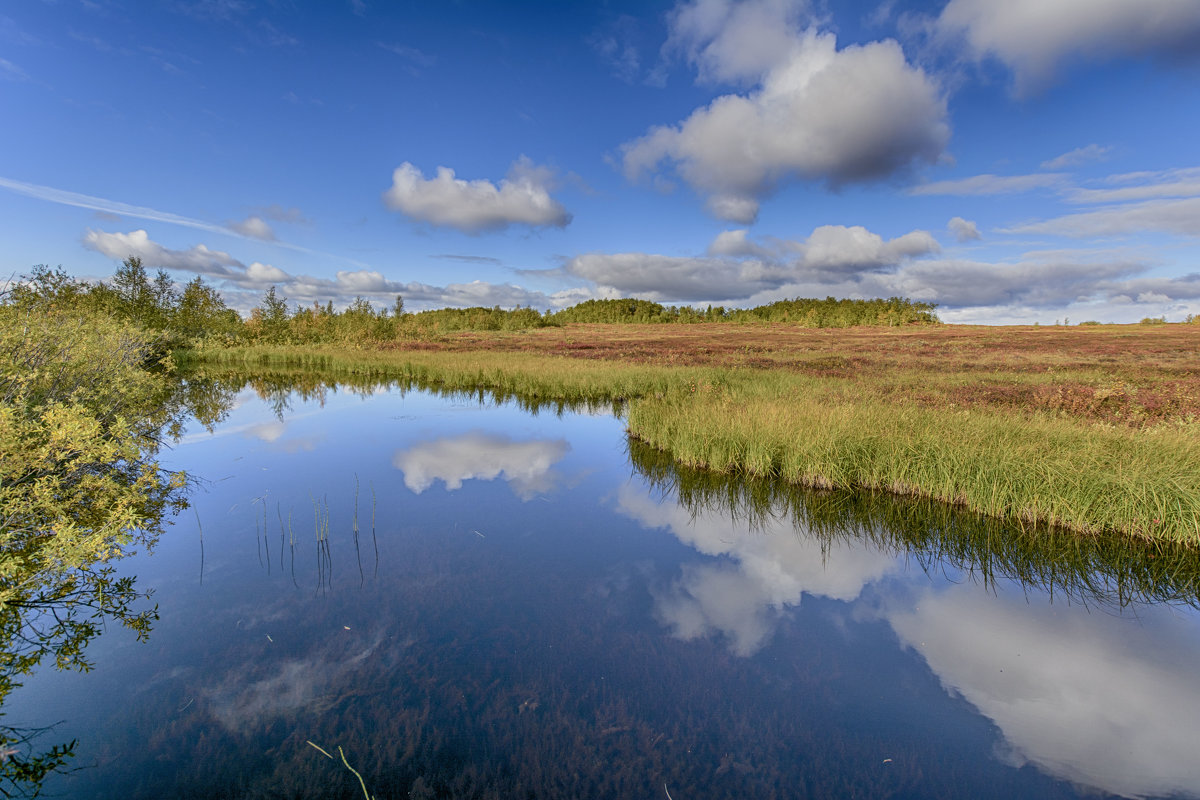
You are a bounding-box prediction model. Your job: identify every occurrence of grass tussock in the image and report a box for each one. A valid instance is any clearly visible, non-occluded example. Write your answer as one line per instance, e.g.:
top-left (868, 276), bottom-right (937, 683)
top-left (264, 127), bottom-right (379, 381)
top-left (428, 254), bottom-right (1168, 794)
top-left (179, 338), bottom-right (1200, 546)
top-left (627, 389), bottom-right (1199, 542)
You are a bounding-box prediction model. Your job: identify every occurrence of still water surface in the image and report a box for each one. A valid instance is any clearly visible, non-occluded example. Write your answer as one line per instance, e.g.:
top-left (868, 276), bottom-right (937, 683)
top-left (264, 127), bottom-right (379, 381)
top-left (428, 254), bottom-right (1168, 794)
top-left (11, 377), bottom-right (1200, 799)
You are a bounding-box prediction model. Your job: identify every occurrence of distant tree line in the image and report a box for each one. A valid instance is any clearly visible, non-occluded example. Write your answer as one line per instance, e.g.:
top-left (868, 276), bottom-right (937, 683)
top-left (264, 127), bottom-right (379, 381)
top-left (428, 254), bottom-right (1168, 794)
top-left (6, 259), bottom-right (941, 350)
top-left (547, 297), bottom-right (940, 327)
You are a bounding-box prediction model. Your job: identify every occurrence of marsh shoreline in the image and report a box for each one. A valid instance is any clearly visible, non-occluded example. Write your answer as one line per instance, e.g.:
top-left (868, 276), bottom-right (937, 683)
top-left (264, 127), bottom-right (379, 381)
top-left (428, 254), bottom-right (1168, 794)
top-left (175, 321), bottom-right (1200, 546)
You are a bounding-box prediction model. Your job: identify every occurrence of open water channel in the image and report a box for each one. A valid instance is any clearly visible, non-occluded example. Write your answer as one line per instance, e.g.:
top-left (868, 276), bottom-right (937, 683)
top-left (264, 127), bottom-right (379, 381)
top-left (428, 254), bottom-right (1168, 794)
top-left (8, 372), bottom-right (1200, 799)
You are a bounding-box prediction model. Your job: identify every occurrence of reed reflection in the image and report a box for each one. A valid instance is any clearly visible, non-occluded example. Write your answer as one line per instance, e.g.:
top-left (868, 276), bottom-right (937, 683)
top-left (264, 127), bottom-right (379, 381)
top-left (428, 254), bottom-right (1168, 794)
top-left (627, 438), bottom-right (1200, 611)
top-left (627, 439), bottom-right (1200, 799)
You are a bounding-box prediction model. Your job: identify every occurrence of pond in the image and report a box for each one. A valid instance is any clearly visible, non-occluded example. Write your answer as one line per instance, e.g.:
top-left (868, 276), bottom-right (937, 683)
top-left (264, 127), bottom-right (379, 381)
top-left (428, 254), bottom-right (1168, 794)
top-left (7, 372), bottom-right (1200, 799)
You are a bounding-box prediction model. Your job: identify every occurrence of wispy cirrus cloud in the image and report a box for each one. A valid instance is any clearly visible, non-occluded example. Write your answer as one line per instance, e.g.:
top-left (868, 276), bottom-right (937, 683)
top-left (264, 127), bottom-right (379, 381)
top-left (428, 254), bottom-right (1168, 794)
top-left (431, 254), bottom-right (503, 265)
top-left (0, 175), bottom-right (365, 266)
top-left (1, 176), bottom-right (233, 237)
top-left (0, 56), bottom-right (30, 81)
top-left (909, 172), bottom-right (1065, 196)
top-left (1040, 144), bottom-right (1112, 170)
top-left (1007, 197), bottom-right (1200, 238)
top-left (376, 41), bottom-right (435, 69)
top-left (1065, 167), bottom-right (1200, 205)
top-left (588, 14), bottom-right (644, 84)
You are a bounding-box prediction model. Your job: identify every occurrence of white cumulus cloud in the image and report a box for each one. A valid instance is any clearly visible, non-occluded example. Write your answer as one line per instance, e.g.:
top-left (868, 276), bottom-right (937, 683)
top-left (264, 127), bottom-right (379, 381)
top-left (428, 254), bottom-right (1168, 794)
top-left (947, 216), bottom-right (981, 242)
top-left (623, 2), bottom-right (949, 222)
top-left (664, 0), bottom-right (813, 85)
top-left (382, 157), bottom-right (572, 233)
top-left (83, 228), bottom-right (242, 275)
top-left (228, 215), bottom-right (276, 240)
top-left (707, 228), bottom-right (774, 258)
top-left (566, 223), bottom-right (939, 301)
top-left (802, 225), bottom-right (939, 269)
top-left (83, 228), bottom-right (294, 291)
top-left (245, 262), bottom-right (289, 283)
top-left (936, 0), bottom-right (1200, 94)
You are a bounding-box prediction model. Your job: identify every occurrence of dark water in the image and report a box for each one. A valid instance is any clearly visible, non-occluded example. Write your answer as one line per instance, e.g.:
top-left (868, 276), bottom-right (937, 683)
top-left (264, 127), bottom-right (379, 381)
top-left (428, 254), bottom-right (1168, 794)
top-left (9, 376), bottom-right (1200, 799)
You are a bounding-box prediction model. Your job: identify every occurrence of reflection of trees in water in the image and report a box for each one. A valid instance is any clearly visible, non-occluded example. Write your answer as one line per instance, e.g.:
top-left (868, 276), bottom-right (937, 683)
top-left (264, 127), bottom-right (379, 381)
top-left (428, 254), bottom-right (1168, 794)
top-left (626, 438), bottom-right (1200, 610)
top-left (189, 363), bottom-right (623, 421)
top-left (0, 311), bottom-right (239, 797)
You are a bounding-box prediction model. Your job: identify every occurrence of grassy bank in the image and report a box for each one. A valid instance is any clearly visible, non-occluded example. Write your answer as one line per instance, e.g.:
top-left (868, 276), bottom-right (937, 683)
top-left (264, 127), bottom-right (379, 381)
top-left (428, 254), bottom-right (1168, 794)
top-left (178, 327), bottom-right (1200, 545)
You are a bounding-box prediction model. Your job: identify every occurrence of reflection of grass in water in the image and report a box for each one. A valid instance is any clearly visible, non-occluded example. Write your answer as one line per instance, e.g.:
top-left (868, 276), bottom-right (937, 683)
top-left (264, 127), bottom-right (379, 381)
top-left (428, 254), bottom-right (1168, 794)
top-left (280, 504), bottom-right (298, 587)
top-left (257, 489), bottom-right (375, 591)
top-left (276, 502), bottom-right (286, 574)
top-left (262, 497), bottom-right (271, 576)
top-left (179, 357), bottom-right (622, 419)
top-left (311, 494), bottom-right (332, 595)
top-left (251, 496), bottom-right (273, 575)
top-left (254, 497), bottom-right (263, 568)
top-left (353, 476), bottom-right (363, 588)
top-left (370, 483), bottom-right (378, 579)
top-left (627, 438), bottom-right (1200, 609)
top-left (306, 741), bottom-right (376, 800)
top-left (196, 510), bottom-right (204, 587)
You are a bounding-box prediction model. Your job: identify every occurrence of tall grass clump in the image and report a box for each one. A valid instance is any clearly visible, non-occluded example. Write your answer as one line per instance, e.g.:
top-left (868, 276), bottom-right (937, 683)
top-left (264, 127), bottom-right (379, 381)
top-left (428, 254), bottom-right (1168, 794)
top-left (626, 391), bottom-right (1200, 543)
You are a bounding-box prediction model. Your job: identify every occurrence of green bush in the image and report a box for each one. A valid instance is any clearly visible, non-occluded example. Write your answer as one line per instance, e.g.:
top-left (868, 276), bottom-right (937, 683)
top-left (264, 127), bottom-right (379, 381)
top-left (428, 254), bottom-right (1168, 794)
top-left (0, 305), bottom-right (189, 792)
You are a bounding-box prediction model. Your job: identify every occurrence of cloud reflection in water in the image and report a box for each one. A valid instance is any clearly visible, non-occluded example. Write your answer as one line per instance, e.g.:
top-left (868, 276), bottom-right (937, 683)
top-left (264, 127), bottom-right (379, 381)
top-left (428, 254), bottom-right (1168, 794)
top-left (887, 586), bottom-right (1200, 800)
top-left (393, 432), bottom-right (571, 500)
top-left (620, 478), bottom-right (1200, 798)
top-left (617, 483), bottom-right (898, 656)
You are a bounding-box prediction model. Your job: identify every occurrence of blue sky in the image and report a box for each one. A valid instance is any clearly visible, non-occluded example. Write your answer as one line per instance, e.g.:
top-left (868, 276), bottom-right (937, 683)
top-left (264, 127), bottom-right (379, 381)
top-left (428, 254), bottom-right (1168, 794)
top-left (2, 0), bottom-right (1199, 323)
